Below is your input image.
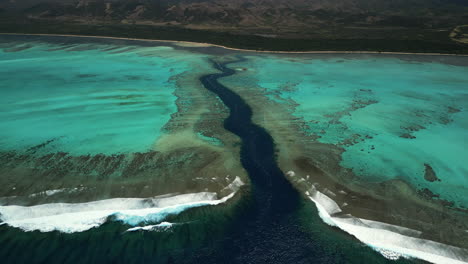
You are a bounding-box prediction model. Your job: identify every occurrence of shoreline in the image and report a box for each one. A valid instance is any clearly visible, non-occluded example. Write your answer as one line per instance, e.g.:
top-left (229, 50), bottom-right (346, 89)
top-left (1, 32), bottom-right (468, 56)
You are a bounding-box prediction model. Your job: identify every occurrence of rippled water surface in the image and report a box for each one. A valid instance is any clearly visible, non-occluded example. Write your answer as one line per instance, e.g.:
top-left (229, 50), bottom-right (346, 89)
top-left (0, 42), bottom-right (198, 155)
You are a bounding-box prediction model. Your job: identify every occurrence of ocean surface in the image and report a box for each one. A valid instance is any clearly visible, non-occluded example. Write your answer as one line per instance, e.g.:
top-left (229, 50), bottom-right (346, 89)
top-left (0, 35), bottom-right (467, 264)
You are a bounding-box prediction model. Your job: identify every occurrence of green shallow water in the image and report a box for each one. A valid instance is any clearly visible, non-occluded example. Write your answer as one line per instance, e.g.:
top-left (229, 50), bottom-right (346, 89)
top-left (225, 55), bottom-right (468, 208)
top-left (0, 41), bottom-right (207, 155)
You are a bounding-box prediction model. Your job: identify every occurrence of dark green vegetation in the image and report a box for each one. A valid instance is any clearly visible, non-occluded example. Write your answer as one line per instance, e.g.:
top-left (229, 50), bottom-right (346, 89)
top-left (0, 0), bottom-right (468, 53)
top-left (0, 21), bottom-right (467, 54)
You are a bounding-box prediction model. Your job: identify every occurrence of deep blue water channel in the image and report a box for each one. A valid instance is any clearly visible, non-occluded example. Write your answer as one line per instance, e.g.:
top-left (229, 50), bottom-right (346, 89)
top-left (183, 58), bottom-right (419, 264)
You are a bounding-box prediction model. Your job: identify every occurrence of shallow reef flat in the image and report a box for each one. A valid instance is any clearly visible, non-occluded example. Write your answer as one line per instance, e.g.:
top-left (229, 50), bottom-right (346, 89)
top-left (0, 37), bottom-right (247, 233)
top-left (220, 54), bottom-right (468, 262)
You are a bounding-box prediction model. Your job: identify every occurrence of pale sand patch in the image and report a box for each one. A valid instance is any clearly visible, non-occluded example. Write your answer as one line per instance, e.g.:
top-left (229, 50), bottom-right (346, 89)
top-left (154, 129), bottom-right (221, 152)
top-left (1, 33), bottom-right (467, 56)
top-left (174, 42), bottom-right (212, 48)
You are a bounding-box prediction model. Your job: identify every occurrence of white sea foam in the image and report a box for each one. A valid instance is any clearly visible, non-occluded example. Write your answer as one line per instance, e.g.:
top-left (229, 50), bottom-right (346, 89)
top-left (28, 187), bottom-right (86, 198)
top-left (305, 186), bottom-right (468, 264)
top-left (126, 222), bottom-right (174, 232)
top-left (0, 177), bottom-right (244, 233)
top-left (222, 176), bottom-right (245, 193)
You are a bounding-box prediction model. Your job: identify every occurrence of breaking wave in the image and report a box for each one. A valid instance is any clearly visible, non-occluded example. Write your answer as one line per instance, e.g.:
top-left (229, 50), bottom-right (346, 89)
top-left (0, 177), bottom-right (244, 233)
top-left (303, 179), bottom-right (468, 264)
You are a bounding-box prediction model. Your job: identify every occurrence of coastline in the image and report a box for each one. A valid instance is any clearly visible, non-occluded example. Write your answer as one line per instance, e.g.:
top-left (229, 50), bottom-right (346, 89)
top-left (1, 32), bottom-right (468, 56)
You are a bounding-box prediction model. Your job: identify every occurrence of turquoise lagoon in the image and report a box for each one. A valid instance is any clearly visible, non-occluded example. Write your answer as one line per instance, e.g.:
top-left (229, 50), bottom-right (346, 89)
top-left (225, 55), bottom-right (468, 208)
top-left (0, 38), bottom-right (248, 235)
top-left (0, 41), bottom-right (204, 155)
